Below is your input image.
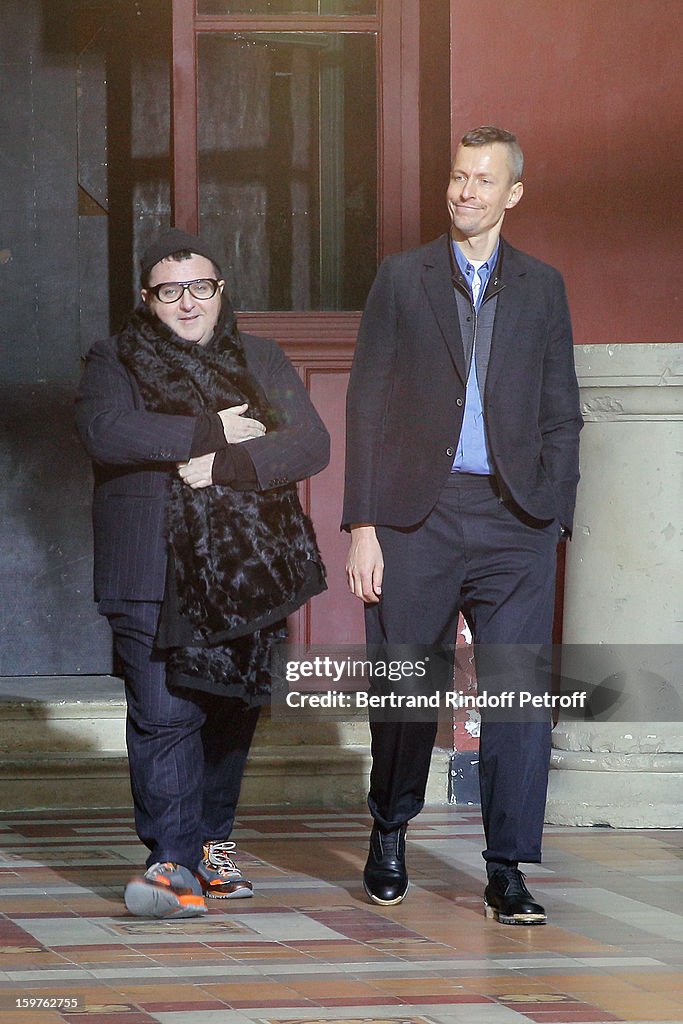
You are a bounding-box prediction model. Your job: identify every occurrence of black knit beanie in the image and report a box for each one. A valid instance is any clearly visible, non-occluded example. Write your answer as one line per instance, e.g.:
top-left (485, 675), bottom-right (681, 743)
top-left (140, 228), bottom-right (222, 283)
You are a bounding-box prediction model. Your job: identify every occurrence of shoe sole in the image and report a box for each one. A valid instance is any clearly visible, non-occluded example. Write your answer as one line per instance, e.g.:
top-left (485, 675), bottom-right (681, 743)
top-left (363, 880), bottom-right (409, 906)
top-left (124, 880), bottom-right (207, 919)
top-left (484, 901), bottom-right (546, 925)
top-left (205, 886), bottom-right (254, 900)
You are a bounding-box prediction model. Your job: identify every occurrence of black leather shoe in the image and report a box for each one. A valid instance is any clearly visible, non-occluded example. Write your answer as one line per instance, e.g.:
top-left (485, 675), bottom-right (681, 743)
top-left (484, 867), bottom-right (546, 925)
top-left (363, 823), bottom-right (408, 905)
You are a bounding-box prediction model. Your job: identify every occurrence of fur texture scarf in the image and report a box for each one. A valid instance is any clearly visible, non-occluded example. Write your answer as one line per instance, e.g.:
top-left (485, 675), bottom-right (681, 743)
top-left (117, 301), bottom-right (326, 702)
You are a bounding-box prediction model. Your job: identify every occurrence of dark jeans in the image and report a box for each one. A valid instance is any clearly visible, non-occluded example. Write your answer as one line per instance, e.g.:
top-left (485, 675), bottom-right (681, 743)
top-left (101, 600), bottom-right (259, 870)
top-left (365, 473), bottom-right (558, 864)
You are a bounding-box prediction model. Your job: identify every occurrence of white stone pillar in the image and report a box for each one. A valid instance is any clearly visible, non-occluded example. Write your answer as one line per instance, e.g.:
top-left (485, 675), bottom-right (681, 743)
top-left (546, 343), bottom-right (683, 827)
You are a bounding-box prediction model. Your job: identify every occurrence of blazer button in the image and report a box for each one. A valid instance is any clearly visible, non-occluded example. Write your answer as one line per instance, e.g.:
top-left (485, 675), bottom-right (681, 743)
top-left (456, 398), bottom-right (463, 407)
top-left (445, 447), bottom-right (454, 457)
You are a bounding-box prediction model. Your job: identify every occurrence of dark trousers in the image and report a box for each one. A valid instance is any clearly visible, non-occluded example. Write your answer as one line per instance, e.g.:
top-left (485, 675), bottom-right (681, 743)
top-left (365, 474), bottom-right (558, 864)
top-left (101, 601), bottom-right (259, 870)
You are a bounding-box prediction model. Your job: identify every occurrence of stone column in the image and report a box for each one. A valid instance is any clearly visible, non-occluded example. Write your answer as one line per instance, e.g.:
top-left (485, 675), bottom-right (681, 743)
top-left (546, 343), bottom-right (683, 827)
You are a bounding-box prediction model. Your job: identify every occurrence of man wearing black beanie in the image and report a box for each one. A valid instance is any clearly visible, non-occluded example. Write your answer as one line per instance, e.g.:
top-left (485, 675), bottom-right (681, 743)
top-left (76, 229), bottom-right (329, 918)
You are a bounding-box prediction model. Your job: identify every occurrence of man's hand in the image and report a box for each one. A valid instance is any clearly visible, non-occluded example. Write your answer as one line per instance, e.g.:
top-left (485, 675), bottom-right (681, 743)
top-left (217, 404), bottom-right (266, 443)
top-left (346, 525), bottom-right (384, 603)
top-left (177, 453), bottom-right (216, 489)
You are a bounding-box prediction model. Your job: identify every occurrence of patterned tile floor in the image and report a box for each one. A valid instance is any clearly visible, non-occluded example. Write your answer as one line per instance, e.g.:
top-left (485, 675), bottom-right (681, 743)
top-left (0, 807), bottom-right (682, 1023)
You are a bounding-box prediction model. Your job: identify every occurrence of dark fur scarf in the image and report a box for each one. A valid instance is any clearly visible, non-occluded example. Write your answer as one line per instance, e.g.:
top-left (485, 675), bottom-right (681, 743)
top-left (117, 301), bottom-right (326, 702)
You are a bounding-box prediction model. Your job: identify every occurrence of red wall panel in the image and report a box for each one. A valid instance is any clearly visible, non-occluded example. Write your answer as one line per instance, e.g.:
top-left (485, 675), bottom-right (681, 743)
top-left (306, 368), bottom-right (365, 645)
top-left (449, 0), bottom-right (682, 344)
top-left (239, 313), bottom-right (364, 647)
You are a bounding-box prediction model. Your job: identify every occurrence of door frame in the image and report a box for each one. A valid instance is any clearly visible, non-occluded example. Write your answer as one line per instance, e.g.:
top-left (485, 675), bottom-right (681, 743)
top-left (170, 0), bottom-right (422, 267)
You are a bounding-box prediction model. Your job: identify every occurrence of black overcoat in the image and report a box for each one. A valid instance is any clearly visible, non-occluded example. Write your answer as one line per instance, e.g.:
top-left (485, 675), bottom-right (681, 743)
top-left (76, 332), bottom-right (330, 601)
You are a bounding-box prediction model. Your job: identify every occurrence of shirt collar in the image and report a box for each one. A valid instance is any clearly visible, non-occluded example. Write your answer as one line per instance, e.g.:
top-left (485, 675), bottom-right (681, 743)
top-left (452, 238), bottom-right (500, 279)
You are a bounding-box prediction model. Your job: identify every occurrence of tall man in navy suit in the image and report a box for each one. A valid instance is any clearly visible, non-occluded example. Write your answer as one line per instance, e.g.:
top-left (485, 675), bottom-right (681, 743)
top-left (77, 229), bottom-right (329, 918)
top-left (343, 127), bottom-right (582, 924)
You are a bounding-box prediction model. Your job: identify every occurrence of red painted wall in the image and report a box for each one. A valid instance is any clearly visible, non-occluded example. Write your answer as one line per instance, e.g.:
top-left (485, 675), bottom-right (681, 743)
top-left (448, 0), bottom-right (682, 344)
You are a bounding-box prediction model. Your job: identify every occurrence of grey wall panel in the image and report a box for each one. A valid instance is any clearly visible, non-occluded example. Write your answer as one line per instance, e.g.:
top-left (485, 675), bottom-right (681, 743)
top-left (0, 385), bottom-right (112, 676)
top-left (0, 0), bottom-right (80, 385)
top-left (0, 0), bottom-right (170, 679)
top-left (78, 217), bottom-right (110, 357)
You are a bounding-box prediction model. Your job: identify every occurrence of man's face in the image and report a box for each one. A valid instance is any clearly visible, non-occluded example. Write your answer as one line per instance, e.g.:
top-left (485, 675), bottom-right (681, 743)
top-left (142, 253), bottom-right (224, 347)
top-left (446, 142), bottom-right (523, 240)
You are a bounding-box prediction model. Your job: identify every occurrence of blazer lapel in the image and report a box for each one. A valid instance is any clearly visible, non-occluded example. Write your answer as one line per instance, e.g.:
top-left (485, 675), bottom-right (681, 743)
top-left (421, 235), bottom-right (467, 384)
top-left (484, 241), bottom-right (528, 394)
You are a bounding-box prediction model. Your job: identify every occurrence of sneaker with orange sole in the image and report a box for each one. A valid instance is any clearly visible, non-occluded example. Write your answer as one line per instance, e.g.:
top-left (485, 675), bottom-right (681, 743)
top-left (197, 840), bottom-right (254, 899)
top-left (124, 861), bottom-right (207, 919)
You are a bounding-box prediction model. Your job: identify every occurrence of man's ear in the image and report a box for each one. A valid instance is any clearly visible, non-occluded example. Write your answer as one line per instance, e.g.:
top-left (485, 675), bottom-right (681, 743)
top-left (506, 181), bottom-right (524, 210)
top-left (140, 288), bottom-right (150, 305)
top-left (218, 280), bottom-right (225, 294)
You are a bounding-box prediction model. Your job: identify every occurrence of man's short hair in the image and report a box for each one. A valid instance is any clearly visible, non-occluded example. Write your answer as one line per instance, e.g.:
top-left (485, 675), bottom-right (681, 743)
top-left (459, 126), bottom-right (524, 183)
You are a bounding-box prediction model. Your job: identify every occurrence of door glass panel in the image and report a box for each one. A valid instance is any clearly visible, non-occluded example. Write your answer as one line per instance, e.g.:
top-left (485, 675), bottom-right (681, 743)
top-left (197, 2), bottom-right (376, 14)
top-left (198, 32), bottom-right (377, 311)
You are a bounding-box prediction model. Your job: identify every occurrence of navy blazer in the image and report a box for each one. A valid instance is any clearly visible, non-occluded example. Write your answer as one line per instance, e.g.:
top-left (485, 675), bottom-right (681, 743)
top-left (76, 332), bottom-right (330, 601)
top-left (343, 235), bottom-right (582, 531)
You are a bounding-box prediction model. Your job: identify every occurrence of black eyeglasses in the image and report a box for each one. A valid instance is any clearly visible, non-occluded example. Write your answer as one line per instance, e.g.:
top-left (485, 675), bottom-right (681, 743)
top-left (148, 278), bottom-right (220, 303)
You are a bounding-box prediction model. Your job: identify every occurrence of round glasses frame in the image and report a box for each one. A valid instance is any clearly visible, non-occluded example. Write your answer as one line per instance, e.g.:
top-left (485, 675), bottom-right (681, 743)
top-left (148, 278), bottom-right (220, 303)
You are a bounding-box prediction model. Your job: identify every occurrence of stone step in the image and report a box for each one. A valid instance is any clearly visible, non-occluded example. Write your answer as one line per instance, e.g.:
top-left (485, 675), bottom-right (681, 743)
top-left (0, 677), bottom-right (451, 811)
top-left (0, 676), bottom-right (127, 753)
top-left (0, 745), bottom-right (451, 812)
top-left (0, 676), bottom-right (371, 752)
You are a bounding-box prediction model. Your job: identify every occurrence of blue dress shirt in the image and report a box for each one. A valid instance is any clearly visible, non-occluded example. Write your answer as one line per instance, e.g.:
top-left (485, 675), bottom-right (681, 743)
top-left (452, 240), bottom-right (499, 474)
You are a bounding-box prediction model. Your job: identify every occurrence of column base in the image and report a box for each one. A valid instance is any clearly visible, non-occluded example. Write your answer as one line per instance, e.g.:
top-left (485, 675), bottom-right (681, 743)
top-left (546, 722), bottom-right (683, 827)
